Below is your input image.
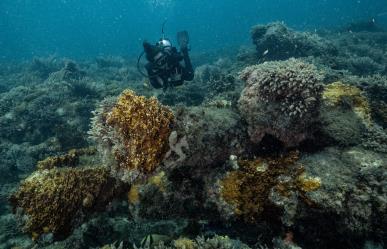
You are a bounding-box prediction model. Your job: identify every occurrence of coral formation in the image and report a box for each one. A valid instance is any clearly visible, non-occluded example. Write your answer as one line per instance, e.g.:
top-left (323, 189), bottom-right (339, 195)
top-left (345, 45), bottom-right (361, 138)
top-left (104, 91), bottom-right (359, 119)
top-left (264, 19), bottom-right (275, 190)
top-left (250, 22), bottom-right (387, 77)
top-left (251, 22), bottom-right (337, 61)
top-left (173, 237), bottom-right (196, 249)
top-left (216, 151), bottom-right (320, 222)
top-left (195, 64), bottom-right (236, 97)
top-left (163, 106), bottom-right (247, 169)
top-left (362, 124), bottom-right (387, 153)
top-left (102, 235), bottom-right (253, 249)
top-left (297, 147), bottom-right (387, 247)
top-left (0, 213), bottom-right (33, 249)
top-left (140, 235), bottom-right (251, 249)
top-left (1, 20), bottom-right (387, 249)
top-left (29, 56), bottom-right (61, 79)
top-left (157, 82), bottom-right (206, 106)
top-left (9, 167), bottom-right (127, 240)
top-left (47, 61), bottom-right (86, 83)
top-left (239, 58), bottom-right (323, 147)
top-left (128, 184), bottom-right (141, 205)
top-left (89, 90), bottom-right (174, 183)
top-left (323, 81), bottom-right (371, 124)
top-left (0, 73), bottom-right (100, 176)
top-left (37, 147), bottom-right (96, 170)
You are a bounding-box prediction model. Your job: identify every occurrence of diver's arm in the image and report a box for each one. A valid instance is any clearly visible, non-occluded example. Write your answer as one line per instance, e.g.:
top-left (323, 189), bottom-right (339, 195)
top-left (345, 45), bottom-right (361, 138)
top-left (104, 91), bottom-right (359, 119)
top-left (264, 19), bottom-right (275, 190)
top-left (181, 48), bottom-right (194, 81)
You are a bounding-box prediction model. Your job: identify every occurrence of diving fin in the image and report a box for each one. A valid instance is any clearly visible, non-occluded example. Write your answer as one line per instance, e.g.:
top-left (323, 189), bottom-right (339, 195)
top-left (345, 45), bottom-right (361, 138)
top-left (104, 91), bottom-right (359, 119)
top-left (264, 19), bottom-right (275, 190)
top-left (177, 30), bottom-right (189, 49)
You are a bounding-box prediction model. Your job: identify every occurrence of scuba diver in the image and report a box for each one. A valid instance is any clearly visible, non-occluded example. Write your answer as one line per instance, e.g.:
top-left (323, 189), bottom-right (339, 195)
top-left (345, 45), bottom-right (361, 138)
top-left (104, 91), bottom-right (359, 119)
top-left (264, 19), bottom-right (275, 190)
top-left (139, 28), bottom-right (194, 90)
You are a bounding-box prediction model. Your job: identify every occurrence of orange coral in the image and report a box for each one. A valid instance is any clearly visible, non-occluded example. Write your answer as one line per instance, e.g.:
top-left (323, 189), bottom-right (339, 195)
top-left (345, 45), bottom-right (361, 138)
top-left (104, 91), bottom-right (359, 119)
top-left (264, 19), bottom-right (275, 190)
top-left (106, 90), bottom-right (174, 176)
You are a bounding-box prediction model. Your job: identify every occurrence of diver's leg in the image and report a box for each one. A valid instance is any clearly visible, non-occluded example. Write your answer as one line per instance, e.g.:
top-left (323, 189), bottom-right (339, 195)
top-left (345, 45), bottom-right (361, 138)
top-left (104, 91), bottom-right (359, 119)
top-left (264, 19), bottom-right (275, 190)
top-left (181, 49), bottom-right (194, 81)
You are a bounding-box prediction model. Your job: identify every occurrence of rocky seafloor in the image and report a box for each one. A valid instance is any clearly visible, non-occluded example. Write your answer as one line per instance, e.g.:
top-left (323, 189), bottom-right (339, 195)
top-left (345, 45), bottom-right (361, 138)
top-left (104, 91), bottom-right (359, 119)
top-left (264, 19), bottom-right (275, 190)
top-left (0, 21), bottom-right (386, 249)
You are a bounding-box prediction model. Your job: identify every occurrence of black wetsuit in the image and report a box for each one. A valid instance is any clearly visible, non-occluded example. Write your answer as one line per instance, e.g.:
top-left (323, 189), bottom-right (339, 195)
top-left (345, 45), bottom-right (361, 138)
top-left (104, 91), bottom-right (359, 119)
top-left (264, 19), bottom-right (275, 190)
top-left (144, 45), bottom-right (194, 90)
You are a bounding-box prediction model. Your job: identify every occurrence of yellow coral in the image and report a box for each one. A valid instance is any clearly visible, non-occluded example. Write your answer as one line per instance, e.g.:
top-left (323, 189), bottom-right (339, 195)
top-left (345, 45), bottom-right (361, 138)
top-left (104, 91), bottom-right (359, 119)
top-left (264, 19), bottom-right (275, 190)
top-left (148, 171), bottom-right (167, 192)
top-left (128, 184), bottom-right (140, 204)
top-left (37, 147), bottom-right (97, 170)
top-left (323, 81), bottom-right (371, 124)
top-left (296, 173), bottom-right (321, 192)
top-left (9, 167), bottom-right (126, 239)
top-left (106, 90), bottom-right (174, 175)
top-left (174, 237), bottom-right (196, 249)
top-left (128, 171), bottom-right (168, 205)
top-left (219, 151), bottom-right (320, 222)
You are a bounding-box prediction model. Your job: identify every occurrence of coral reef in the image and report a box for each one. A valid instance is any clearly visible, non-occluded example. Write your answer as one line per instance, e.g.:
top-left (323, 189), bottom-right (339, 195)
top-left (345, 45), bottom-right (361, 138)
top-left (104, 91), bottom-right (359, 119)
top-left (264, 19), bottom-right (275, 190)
top-left (37, 147), bottom-right (97, 170)
top-left (96, 56), bottom-right (126, 69)
top-left (47, 61), bottom-right (86, 83)
top-left (250, 22), bottom-right (387, 77)
top-left (135, 235), bottom-right (252, 249)
top-left (100, 235), bottom-right (253, 249)
top-left (329, 32), bottom-right (387, 76)
top-left (163, 106), bottom-right (248, 169)
top-left (213, 151), bottom-right (320, 223)
top-left (89, 90), bottom-right (174, 183)
top-left (125, 105), bottom-right (248, 222)
top-left (342, 20), bottom-right (385, 33)
top-left (238, 58), bottom-right (323, 147)
top-left (9, 167), bottom-right (127, 240)
top-left (317, 81), bottom-right (372, 146)
top-left (0, 213), bottom-right (33, 249)
top-left (251, 22), bottom-right (337, 61)
top-left (0, 74), bottom-right (100, 176)
top-left (322, 81), bottom-right (371, 124)
top-left (362, 124), bottom-right (387, 153)
top-left (195, 64), bottom-right (236, 97)
top-left (319, 107), bottom-right (366, 146)
top-left (29, 56), bottom-right (61, 79)
top-left (296, 147), bottom-right (387, 248)
top-left (1, 20), bottom-right (387, 249)
top-left (157, 82), bottom-right (206, 106)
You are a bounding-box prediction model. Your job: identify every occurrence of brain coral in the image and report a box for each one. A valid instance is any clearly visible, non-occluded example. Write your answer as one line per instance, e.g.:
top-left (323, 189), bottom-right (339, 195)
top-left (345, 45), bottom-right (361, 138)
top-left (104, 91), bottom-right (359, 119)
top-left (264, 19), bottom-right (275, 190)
top-left (89, 90), bottom-right (174, 183)
top-left (238, 58), bottom-right (323, 147)
top-left (9, 167), bottom-right (126, 240)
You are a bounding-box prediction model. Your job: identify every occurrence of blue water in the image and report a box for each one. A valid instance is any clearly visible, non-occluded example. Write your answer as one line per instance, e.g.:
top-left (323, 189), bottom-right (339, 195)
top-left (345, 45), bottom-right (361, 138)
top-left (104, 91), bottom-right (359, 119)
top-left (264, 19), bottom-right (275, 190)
top-left (1, 0), bottom-right (387, 60)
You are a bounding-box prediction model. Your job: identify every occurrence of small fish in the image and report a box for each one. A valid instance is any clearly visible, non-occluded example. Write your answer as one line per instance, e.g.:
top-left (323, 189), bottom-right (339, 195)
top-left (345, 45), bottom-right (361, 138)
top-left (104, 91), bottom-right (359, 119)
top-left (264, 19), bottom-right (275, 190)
top-left (262, 49), bottom-right (269, 56)
top-left (143, 80), bottom-right (150, 88)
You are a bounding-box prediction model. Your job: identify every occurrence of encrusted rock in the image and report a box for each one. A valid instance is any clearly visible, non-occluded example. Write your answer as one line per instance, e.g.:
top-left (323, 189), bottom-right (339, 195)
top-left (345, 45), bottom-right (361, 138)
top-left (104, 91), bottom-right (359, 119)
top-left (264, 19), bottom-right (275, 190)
top-left (238, 58), bottom-right (323, 147)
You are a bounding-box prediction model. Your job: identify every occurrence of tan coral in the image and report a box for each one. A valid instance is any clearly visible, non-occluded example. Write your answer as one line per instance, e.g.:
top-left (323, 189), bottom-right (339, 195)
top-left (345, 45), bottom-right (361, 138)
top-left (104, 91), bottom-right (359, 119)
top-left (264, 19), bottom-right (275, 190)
top-left (219, 151), bottom-right (320, 222)
top-left (128, 184), bottom-right (141, 205)
top-left (106, 90), bottom-right (174, 180)
top-left (9, 167), bottom-right (126, 239)
top-left (37, 147), bottom-right (97, 170)
top-left (173, 237), bottom-right (196, 249)
top-left (296, 173), bottom-right (321, 192)
top-left (128, 171), bottom-right (168, 205)
top-left (323, 81), bottom-right (371, 124)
